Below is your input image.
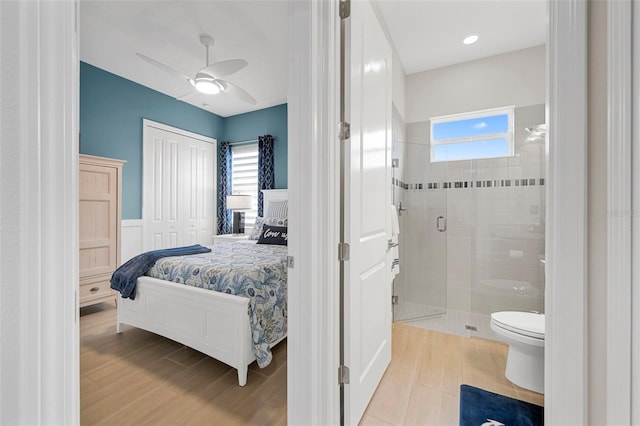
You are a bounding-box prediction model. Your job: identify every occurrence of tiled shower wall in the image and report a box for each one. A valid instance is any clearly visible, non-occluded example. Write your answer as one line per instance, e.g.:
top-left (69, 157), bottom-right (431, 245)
top-left (393, 104), bottom-right (546, 331)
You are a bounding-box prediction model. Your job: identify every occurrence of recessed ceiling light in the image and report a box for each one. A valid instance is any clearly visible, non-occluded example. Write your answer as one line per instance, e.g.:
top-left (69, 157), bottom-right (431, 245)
top-left (463, 34), bottom-right (479, 45)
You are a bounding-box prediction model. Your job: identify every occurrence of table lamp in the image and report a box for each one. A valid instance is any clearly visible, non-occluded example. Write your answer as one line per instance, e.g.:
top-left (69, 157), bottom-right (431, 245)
top-left (226, 194), bottom-right (252, 234)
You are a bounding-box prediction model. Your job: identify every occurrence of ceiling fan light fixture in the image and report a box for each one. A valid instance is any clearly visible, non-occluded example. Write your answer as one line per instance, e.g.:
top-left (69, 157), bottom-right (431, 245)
top-left (136, 34), bottom-right (254, 104)
top-left (193, 74), bottom-right (222, 94)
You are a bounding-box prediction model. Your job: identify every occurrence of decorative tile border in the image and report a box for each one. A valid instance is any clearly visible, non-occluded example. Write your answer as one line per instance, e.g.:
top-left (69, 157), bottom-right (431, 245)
top-left (393, 178), bottom-right (545, 190)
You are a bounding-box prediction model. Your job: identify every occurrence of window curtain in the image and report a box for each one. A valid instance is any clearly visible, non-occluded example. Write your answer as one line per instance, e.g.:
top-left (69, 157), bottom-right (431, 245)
top-left (257, 134), bottom-right (275, 216)
top-left (217, 141), bottom-right (232, 234)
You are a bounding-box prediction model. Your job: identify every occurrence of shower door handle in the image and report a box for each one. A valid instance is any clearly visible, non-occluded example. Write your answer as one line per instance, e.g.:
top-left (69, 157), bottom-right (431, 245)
top-left (436, 216), bottom-right (447, 232)
top-left (397, 201), bottom-right (407, 216)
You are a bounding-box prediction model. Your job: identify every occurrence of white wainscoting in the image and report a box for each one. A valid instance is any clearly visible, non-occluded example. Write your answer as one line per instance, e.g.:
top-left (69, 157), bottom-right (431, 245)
top-left (121, 220), bottom-right (144, 264)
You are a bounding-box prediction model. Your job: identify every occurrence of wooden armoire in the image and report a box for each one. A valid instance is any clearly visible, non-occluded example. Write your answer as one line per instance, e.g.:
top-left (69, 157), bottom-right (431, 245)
top-left (79, 154), bottom-right (125, 307)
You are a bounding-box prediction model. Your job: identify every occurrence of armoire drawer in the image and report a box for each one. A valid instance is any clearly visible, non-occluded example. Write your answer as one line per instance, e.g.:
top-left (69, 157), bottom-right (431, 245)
top-left (79, 279), bottom-right (115, 306)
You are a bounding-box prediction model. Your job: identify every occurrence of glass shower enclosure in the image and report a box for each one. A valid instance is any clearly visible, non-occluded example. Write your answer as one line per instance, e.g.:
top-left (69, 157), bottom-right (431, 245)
top-left (392, 105), bottom-right (546, 340)
top-left (392, 138), bottom-right (448, 322)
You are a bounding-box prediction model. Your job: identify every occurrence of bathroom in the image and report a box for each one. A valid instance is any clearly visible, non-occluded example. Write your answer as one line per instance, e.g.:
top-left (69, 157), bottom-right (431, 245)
top-left (391, 44), bottom-right (546, 389)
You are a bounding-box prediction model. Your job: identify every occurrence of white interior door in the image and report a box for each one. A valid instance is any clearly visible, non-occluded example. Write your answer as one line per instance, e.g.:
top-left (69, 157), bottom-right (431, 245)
top-left (182, 137), bottom-right (215, 245)
top-left (144, 126), bottom-right (182, 249)
top-left (143, 121), bottom-right (216, 250)
top-left (344, 1), bottom-right (393, 424)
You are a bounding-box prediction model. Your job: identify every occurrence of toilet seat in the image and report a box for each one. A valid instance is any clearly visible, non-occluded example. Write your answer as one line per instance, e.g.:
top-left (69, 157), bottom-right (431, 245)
top-left (491, 311), bottom-right (545, 340)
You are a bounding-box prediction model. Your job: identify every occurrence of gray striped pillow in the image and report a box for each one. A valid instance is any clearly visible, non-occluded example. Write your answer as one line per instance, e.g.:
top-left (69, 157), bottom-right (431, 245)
top-left (265, 200), bottom-right (288, 218)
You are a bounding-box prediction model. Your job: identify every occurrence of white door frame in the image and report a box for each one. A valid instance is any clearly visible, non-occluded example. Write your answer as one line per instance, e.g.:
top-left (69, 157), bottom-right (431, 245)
top-left (0, 1), bottom-right (79, 424)
top-left (6, 0), bottom-right (636, 424)
top-left (287, 0), bottom-right (341, 424)
top-left (633, 2), bottom-right (640, 420)
top-left (607, 0), bottom-right (636, 423)
top-left (544, 0), bottom-right (588, 423)
top-left (288, 0), bottom-right (594, 424)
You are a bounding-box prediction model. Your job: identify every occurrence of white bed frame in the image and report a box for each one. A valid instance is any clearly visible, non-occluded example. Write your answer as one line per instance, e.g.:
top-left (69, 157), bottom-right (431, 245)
top-left (116, 189), bottom-right (288, 386)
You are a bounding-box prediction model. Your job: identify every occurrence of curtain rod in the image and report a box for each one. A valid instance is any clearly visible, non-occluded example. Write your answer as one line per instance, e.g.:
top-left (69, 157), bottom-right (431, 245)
top-left (227, 136), bottom-right (277, 146)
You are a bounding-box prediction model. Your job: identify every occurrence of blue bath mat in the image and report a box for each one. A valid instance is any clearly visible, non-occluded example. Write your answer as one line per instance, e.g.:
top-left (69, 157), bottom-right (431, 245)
top-left (459, 385), bottom-right (544, 426)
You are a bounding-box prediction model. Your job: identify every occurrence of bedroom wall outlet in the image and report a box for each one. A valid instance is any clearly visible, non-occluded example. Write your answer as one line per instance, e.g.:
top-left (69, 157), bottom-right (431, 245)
top-left (287, 256), bottom-right (294, 268)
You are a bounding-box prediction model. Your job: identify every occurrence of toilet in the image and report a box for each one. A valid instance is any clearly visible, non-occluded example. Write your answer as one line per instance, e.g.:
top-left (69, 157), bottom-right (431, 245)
top-left (490, 311), bottom-right (545, 394)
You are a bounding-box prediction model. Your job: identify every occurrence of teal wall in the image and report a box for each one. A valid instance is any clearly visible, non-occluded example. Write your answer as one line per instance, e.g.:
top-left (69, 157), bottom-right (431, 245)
top-left (221, 103), bottom-right (288, 189)
top-left (80, 62), bottom-right (287, 219)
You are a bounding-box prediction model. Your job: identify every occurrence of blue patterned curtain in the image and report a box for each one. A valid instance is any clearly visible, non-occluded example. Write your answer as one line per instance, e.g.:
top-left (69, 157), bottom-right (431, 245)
top-left (257, 135), bottom-right (275, 216)
top-left (217, 141), bottom-right (232, 234)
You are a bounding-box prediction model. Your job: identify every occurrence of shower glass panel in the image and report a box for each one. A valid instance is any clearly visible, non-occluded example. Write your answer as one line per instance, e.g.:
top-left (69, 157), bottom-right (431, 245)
top-left (392, 141), bottom-right (447, 322)
top-left (469, 105), bottom-right (547, 340)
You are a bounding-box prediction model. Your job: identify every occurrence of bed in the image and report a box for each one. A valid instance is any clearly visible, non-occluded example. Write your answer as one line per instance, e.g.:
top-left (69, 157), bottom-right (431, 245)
top-left (115, 189), bottom-right (288, 386)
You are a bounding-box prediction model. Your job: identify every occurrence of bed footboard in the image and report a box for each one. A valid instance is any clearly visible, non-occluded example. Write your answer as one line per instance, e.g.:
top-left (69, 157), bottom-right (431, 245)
top-left (116, 276), bottom-right (255, 386)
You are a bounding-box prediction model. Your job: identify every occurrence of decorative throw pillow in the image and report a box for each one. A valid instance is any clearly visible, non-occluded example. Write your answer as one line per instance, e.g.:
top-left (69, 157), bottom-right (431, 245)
top-left (257, 225), bottom-right (288, 246)
top-left (249, 217), bottom-right (265, 240)
top-left (249, 217), bottom-right (288, 240)
top-left (265, 200), bottom-right (288, 218)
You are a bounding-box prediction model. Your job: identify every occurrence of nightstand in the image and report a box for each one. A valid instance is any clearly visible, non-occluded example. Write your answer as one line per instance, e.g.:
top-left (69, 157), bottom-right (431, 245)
top-left (213, 233), bottom-right (250, 244)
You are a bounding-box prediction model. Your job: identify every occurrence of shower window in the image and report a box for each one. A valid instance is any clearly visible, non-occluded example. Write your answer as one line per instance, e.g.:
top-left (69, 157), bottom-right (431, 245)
top-left (430, 106), bottom-right (514, 162)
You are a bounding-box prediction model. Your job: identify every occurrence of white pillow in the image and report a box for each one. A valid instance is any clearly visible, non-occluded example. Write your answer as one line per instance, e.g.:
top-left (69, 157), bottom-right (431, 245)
top-left (265, 200), bottom-right (288, 218)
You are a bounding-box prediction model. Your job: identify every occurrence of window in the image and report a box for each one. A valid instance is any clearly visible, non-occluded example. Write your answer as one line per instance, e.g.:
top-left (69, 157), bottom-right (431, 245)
top-left (231, 143), bottom-right (259, 228)
top-left (430, 106), bottom-right (514, 162)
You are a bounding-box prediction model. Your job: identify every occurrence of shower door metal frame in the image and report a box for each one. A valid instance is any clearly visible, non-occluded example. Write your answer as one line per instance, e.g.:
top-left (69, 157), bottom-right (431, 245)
top-left (391, 142), bottom-right (448, 323)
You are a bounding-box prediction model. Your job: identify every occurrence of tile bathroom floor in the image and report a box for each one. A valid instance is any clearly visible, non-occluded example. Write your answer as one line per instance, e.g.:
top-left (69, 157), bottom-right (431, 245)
top-left (361, 322), bottom-right (544, 426)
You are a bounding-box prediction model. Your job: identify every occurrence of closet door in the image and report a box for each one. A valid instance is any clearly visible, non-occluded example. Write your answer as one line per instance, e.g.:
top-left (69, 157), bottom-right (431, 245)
top-left (143, 121), bottom-right (216, 250)
top-left (182, 136), bottom-right (215, 245)
top-left (144, 126), bottom-right (183, 249)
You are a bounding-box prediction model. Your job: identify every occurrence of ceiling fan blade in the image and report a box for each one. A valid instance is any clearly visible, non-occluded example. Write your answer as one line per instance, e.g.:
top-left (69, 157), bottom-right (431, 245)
top-left (136, 52), bottom-right (194, 85)
top-left (200, 59), bottom-right (248, 79)
top-left (218, 80), bottom-right (257, 105)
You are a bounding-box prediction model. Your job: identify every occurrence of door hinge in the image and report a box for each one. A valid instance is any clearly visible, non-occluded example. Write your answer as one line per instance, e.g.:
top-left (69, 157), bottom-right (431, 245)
top-left (338, 365), bottom-right (350, 384)
top-left (339, 0), bottom-right (351, 19)
top-left (338, 121), bottom-right (351, 140)
top-left (287, 256), bottom-right (295, 268)
top-left (338, 242), bottom-right (350, 261)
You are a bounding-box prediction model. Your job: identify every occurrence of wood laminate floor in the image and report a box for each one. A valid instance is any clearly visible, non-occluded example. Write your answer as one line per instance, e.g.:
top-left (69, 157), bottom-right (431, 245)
top-left (81, 304), bottom-right (543, 425)
top-left (80, 302), bottom-right (287, 426)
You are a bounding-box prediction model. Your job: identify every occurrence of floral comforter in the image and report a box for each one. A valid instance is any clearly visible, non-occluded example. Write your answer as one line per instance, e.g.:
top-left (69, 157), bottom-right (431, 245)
top-left (145, 241), bottom-right (287, 368)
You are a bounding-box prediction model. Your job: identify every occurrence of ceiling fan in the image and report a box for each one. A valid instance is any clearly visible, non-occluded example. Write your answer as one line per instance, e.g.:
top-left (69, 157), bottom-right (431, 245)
top-left (136, 35), bottom-right (257, 105)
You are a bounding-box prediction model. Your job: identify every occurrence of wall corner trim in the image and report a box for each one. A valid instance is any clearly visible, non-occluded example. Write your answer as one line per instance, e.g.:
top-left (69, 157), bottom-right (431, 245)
top-left (545, 0), bottom-right (588, 423)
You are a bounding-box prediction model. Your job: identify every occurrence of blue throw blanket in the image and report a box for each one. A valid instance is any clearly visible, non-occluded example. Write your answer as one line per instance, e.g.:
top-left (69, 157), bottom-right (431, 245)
top-left (110, 244), bottom-right (211, 300)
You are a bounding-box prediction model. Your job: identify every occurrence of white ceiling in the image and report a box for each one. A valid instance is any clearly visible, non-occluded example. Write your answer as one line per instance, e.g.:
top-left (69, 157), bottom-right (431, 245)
top-left (80, 0), bottom-right (546, 117)
top-left (375, 0), bottom-right (547, 75)
top-left (80, 1), bottom-right (289, 117)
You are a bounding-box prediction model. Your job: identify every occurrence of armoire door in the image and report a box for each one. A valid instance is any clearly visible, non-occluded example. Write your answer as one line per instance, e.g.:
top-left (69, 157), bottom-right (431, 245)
top-left (143, 120), bottom-right (216, 250)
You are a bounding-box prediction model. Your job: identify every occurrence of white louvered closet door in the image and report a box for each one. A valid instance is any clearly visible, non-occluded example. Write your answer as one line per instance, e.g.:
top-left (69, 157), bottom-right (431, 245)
top-left (143, 121), bottom-right (216, 250)
top-left (182, 136), bottom-right (215, 245)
